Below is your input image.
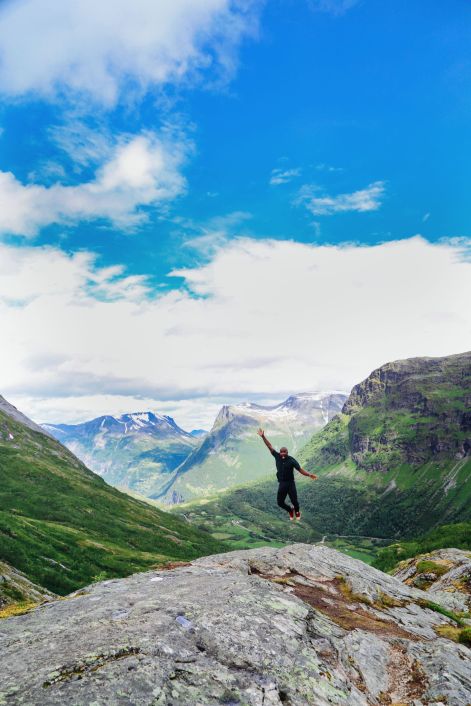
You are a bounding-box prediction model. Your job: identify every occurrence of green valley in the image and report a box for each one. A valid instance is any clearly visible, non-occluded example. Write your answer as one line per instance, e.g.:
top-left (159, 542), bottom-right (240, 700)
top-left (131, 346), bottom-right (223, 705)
top-left (0, 398), bottom-right (224, 596)
top-left (174, 352), bottom-right (471, 559)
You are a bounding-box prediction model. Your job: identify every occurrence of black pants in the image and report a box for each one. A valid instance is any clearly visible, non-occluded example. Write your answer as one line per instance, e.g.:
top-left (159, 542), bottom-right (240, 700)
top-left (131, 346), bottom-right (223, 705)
top-left (277, 480), bottom-right (299, 513)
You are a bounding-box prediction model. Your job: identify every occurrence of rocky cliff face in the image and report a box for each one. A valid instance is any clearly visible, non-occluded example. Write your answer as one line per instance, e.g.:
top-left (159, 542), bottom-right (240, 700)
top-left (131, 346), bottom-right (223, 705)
top-left (2, 544), bottom-right (470, 705)
top-left (343, 351), bottom-right (470, 471)
top-left (302, 352), bottom-right (470, 474)
top-left (185, 354), bottom-right (471, 544)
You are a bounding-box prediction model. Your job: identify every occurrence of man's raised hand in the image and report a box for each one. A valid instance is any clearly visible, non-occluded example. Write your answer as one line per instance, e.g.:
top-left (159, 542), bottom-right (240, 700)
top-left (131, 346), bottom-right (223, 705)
top-left (257, 428), bottom-right (265, 437)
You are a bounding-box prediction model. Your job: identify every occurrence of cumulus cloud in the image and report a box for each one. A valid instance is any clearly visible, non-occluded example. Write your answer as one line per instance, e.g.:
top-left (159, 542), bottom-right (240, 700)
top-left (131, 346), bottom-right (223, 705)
top-left (269, 167), bottom-right (301, 186)
top-left (0, 131), bottom-right (189, 236)
top-left (1, 236), bottom-right (470, 428)
top-left (296, 180), bottom-right (385, 216)
top-left (0, 0), bottom-right (261, 105)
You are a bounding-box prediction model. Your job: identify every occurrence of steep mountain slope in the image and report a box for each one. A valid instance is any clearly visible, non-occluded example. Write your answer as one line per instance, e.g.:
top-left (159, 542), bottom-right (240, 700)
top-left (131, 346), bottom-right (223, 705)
top-left (2, 544), bottom-right (470, 705)
top-left (0, 397), bottom-right (224, 595)
top-left (303, 350), bottom-right (470, 471)
top-left (159, 392), bottom-right (346, 503)
top-left (44, 411), bottom-right (198, 498)
top-left (177, 352), bottom-right (471, 545)
top-left (1, 394), bottom-right (54, 438)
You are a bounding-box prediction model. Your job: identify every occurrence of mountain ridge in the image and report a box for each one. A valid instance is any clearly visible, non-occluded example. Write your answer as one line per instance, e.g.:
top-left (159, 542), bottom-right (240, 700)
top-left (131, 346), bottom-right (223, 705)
top-left (1, 394), bottom-right (54, 439)
top-left (158, 391), bottom-right (347, 503)
top-left (43, 409), bottom-right (198, 498)
top-left (306, 350), bottom-right (470, 472)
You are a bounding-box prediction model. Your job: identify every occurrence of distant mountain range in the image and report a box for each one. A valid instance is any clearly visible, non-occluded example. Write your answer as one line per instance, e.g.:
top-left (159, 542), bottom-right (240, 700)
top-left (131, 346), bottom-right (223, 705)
top-left (43, 411), bottom-right (201, 498)
top-left (43, 392), bottom-right (346, 504)
top-left (158, 392), bottom-right (347, 503)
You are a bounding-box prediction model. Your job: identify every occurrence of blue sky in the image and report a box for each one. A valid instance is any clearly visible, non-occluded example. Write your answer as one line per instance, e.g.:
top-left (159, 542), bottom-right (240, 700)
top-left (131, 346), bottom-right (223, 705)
top-left (0, 0), bottom-right (470, 427)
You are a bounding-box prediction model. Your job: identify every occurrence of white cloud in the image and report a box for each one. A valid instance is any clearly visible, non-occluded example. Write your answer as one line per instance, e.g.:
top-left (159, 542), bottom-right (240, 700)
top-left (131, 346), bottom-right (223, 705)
top-left (0, 0), bottom-right (261, 105)
top-left (50, 119), bottom-right (115, 169)
top-left (1, 236), bottom-right (470, 429)
top-left (269, 167), bottom-right (301, 186)
top-left (181, 211), bottom-right (252, 254)
top-left (296, 180), bottom-right (385, 216)
top-left (0, 131), bottom-right (189, 236)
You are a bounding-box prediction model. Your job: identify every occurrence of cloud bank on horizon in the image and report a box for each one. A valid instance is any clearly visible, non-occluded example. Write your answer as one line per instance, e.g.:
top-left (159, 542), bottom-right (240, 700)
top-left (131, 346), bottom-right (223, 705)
top-left (1, 236), bottom-right (470, 428)
top-left (0, 0), bottom-right (469, 428)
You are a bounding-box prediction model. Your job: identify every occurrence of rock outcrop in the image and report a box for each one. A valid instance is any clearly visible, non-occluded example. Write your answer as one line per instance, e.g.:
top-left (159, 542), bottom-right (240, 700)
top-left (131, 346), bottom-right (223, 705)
top-left (393, 547), bottom-right (471, 612)
top-left (342, 351), bottom-right (471, 470)
top-left (0, 561), bottom-right (55, 610)
top-left (2, 544), bottom-right (471, 705)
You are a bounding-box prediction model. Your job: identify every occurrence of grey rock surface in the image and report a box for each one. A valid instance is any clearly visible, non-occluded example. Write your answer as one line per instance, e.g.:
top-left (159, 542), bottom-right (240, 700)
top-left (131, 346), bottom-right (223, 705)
top-left (2, 544), bottom-right (471, 705)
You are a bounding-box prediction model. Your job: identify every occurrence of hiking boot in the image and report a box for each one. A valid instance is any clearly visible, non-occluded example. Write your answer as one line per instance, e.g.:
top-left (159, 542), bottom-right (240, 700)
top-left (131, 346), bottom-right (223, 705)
top-left (289, 508), bottom-right (295, 521)
top-left (295, 511), bottom-right (301, 522)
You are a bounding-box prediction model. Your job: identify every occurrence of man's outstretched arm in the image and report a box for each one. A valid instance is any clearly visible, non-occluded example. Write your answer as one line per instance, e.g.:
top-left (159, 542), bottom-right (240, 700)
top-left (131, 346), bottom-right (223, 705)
top-left (257, 428), bottom-right (274, 453)
top-left (293, 459), bottom-right (318, 479)
top-left (297, 467), bottom-right (318, 480)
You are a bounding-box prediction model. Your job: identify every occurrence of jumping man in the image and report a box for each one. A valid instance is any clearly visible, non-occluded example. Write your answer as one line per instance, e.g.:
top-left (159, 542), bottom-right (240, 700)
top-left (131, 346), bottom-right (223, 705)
top-left (257, 428), bottom-right (318, 521)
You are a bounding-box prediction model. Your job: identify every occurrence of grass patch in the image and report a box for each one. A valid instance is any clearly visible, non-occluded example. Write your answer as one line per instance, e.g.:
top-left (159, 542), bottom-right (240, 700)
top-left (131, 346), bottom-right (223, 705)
top-left (435, 624), bottom-right (471, 646)
top-left (416, 560), bottom-right (449, 576)
top-left (374, 522), bottom-right (471, 572)
top-left (375, 590), bottom-right (406, 609)
top-left (418, 599), bottom-right (466, 626)
top-left (0, 601), bottom-right (37, 619)
top-left (458, 626), bottom-right (471, 647)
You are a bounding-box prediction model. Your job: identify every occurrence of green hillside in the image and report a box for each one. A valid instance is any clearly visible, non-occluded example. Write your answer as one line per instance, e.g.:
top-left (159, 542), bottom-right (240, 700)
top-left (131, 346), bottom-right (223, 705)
top-left (0, 405), bottom-right (224, 595)
top-left (373, 522), bottom-right (471, 572)
top-left (176, 352), bottom-right (471, 553)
